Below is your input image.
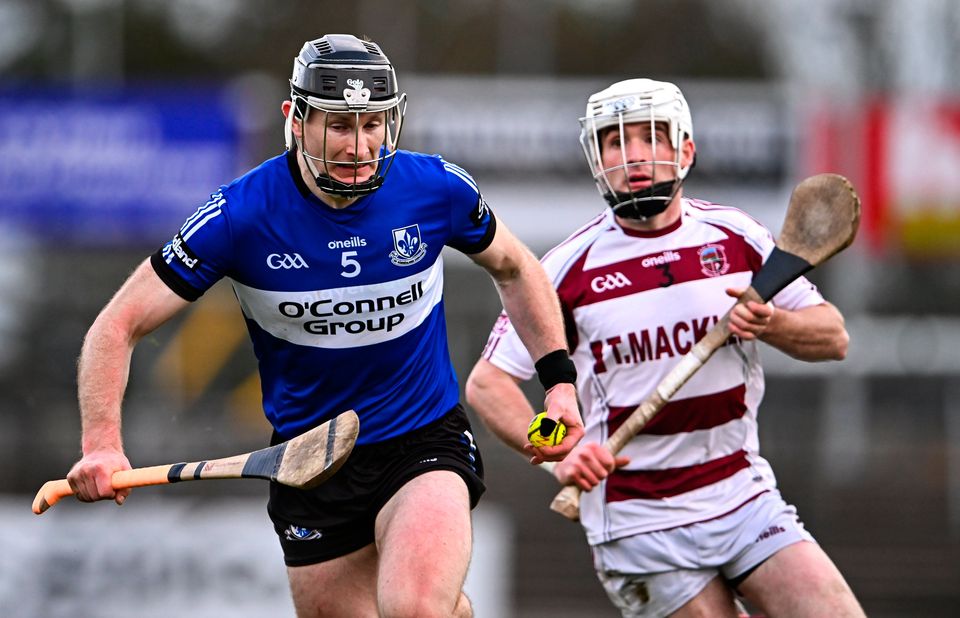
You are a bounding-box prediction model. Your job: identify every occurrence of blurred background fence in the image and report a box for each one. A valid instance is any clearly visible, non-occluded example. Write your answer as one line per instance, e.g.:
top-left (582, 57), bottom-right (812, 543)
top-left (1, 1), bottom-right (958, 616)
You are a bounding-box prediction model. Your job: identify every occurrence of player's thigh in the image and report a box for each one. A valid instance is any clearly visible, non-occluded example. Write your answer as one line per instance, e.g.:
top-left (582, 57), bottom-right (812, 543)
top-left (671, 576), bottom-right (742, 618)
top-left (738, 541), bottom-right (865, 617)
top-left (286, 542), bottom-right (379, 618)
top-left (597, 569), bottom-right (740, 618)
top-left (375, 469), bottom-right (473, 615)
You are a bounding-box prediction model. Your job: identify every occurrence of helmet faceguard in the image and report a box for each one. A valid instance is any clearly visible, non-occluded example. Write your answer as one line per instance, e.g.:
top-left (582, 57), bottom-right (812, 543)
top-left (579, 79), bottom-right (694, 220)
top-left (285, 34), bottom-right (407, 198)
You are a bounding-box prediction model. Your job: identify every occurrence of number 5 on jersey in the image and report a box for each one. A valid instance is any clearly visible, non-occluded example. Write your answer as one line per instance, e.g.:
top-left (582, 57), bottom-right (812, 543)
top-left (341, 251), bottom-right (361, 278)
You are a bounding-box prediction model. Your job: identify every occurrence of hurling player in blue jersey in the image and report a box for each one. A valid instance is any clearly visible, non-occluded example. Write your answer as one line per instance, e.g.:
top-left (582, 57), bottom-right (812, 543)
top-left (65, 34), bottom-right (583, 617)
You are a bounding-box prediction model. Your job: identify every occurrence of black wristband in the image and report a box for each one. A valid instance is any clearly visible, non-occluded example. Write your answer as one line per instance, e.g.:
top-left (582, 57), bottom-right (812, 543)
top-left (534, 349), bottom-right (577, 391)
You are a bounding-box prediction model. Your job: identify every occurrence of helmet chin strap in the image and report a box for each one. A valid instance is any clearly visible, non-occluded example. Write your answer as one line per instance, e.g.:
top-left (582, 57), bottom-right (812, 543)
top-left (310, 167), bottom-right (384, 197)
top-left (606, 178), bottom-right (680, 220)
top-left (606, 152), bottom-right (696, 220)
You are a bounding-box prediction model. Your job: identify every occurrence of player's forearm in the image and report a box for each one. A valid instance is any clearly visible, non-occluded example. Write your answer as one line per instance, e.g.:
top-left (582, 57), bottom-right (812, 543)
top-left (77, 314), bottom-right (135, 455)
top-left (471, 223), bottom-right (567, 360)
top-left (760, 302), bottom-right (848, 361)
top-left (75, 260), bottom-right (189, 455)
top-left (465, 360), bottom-right (536, 455)
top-left (494, 254), bottom-right (567, 361)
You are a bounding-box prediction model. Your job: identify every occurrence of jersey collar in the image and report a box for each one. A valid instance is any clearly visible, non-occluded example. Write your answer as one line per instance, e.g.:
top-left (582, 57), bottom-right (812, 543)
top-left (609, 202), bottom-right (684, 238)
top-left (284, 150), bottom-right (374, 217)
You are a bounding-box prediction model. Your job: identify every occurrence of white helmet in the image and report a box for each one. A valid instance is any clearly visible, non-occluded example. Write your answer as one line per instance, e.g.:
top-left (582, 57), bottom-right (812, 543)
top-left (579, 78), bottom-right (694, 219)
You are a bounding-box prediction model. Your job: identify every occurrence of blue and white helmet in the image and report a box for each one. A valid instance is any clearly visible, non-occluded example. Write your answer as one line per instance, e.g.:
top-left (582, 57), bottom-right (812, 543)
top-left (579, 78), bottom-right (694, 219)
top-left (285, 34), bottom-right (407, 198)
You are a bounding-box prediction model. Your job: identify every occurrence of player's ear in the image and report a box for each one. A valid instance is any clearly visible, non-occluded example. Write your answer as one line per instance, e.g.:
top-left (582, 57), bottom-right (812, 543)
top-left (282, 100), bottom-right (303, 139)
top-left (681, 137), bottom-right (696, 169)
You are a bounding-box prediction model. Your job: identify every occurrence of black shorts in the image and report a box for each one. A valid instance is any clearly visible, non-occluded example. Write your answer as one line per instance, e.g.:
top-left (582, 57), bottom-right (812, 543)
top-left (268, 405), bottom-right (485, 566)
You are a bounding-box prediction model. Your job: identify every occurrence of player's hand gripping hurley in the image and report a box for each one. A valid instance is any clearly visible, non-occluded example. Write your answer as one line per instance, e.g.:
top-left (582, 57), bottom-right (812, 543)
top-left (33, 409), bottom-right (360, 514)
top-left (550, 173), bottom-right (861, 521)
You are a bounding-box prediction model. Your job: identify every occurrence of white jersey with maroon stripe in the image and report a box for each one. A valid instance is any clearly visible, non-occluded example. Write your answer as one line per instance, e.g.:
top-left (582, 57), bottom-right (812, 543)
top-left (481, 199), bottom-right (825, 545)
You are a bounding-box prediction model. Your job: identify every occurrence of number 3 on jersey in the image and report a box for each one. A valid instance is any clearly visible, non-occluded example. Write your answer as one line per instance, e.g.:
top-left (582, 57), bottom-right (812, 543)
top-left (340, 251), bottom-right (361, 278)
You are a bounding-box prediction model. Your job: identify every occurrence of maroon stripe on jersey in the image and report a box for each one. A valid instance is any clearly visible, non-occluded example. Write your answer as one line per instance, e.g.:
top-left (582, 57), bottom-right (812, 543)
top-left (605, 449), bottom-right (750, 501)
top-left (606, 384), bottom-right (747, 436)
top-left (558, 228), bottom-right (764, 310)
top-left (557, 248), bottom-right (592, 319)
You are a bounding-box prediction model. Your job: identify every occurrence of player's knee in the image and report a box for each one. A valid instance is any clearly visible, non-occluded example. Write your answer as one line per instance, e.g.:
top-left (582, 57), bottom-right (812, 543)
top-left (379, 590), bottom-right (468, 618)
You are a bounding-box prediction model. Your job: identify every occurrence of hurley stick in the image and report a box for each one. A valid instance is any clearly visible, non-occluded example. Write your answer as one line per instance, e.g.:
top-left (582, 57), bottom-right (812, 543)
top-left (33, 409), bottom-right (360, 515)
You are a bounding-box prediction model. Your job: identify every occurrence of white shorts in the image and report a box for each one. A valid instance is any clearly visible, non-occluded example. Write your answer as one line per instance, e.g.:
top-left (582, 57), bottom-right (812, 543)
top-left (592, 490), bottom-right (814, 618)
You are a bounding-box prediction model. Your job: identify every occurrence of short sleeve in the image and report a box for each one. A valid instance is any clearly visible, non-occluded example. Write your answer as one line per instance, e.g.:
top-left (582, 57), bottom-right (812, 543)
top-left (151, 190), bottom-right (233, 301)
top-left (441, 159), bottom-right (497, 254)
top-left (771, 275), bottom-right (826, 311)
top-left (480, 311), bottom-right (536, 381)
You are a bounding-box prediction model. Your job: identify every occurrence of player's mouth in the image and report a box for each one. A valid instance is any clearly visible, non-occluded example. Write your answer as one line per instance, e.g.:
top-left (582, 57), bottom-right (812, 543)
top-left (625, 174), bottom-right (653, 191)
top-left (329, 162), bottom-right (375, 181)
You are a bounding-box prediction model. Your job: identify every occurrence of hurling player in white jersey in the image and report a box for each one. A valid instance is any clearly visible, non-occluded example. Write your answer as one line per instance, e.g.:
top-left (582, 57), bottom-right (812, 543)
top-left (467, 79), bottom-right (865, 617)
top-left (64, 34), bottom-right (582, 617)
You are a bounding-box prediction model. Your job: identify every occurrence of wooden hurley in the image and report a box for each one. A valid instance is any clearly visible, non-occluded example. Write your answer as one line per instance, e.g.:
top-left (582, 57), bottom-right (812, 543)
top-left (33, 409), bottom-right (360, 515)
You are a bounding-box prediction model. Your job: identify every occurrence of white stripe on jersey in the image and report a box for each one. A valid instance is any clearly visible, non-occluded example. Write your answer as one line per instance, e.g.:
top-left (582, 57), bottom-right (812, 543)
top-left (232, 257), bottom-right (445, 349)
top-left (182, 210), bottom-right (222, 242)
top-left (621, 415), bottom-right (753, 470)
top-left (442, 162), bottom-right (479, 194)
top-left (180, 195), bottom-right (225, 240)
top-left (181, 194), bottom-right (224, 230)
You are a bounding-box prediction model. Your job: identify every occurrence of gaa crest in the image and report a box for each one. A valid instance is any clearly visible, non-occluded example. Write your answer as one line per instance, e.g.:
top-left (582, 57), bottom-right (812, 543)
top-left (698, 243), bottom-right (729, 277)
top-left (389, 224), bottom-right (428, 266)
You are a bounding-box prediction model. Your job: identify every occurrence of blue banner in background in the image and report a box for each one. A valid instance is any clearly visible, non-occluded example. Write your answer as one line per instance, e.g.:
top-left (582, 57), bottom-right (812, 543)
top-left (0, 84), bottom-right (241, 246)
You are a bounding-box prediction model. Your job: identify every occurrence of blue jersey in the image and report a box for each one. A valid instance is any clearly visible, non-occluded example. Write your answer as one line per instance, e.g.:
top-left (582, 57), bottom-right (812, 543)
top-left (151, 150), bottom-right (495, 444)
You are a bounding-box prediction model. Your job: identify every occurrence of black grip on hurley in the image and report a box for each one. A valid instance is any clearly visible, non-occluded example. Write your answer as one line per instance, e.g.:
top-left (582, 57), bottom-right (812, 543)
top-left (241, 443), bottom-right (287, 481)
top-left (167, 463), bottom-right (188, 483)
top-left (750, 247), bottom-right (813, 302)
